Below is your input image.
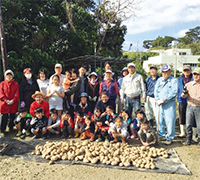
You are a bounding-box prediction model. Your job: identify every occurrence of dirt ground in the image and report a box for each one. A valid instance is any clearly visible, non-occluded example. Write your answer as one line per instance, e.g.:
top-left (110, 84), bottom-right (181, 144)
top-left (0, 134), bottom-right (200, 180)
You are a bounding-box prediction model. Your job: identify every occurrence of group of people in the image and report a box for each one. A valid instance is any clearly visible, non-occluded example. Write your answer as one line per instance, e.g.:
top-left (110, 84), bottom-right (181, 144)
top-left (0, 61), bottom-right (200, 147)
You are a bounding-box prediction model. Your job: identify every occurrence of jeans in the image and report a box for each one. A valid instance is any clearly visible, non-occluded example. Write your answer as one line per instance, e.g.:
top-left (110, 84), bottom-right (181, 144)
top-left (155, 101), bottom-right (176, 141)
top-left (186, 105), bottom-right (200, 137)
top-left (125, 97), bottom-right (141, 117)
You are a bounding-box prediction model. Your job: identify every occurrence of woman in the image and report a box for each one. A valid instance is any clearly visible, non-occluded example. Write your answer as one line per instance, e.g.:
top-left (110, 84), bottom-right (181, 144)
top-left (19, 68), bottom-right (39, 111)
top-left (86, 72), bottom-right (99, 112)
top-left (37, 69), bottom-right (49, 100)
top-left (0, 70), bottom-right (19, 136)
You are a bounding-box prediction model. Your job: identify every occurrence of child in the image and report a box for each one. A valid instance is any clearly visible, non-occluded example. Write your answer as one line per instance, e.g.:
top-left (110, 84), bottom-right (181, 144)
top-left (94, 116), bottom-right (110, 142)
top-left (101, 105), bottom-right (116, 126)
top-left (46, 74), bottom-right (64, 117)
top-left (80, 115), bottom-right (95, 141)
top-left (91, 107), bottom-right (102, 122)
top-left (46, 108), bottom-right (60, 137)
top-left (60, 110), bottom-right (74, 138)
top-left (119, 109), bottom-right (131, 126)
top-left (30, 107), bottom-right (48, 138)
top-left (138, 118), bottom-right (157, 146)
top-left (74, 113), bottom-right (84, 138)
top-left (14, 107), bottom-right (32, 139)
top-left (62, 71), bottom-right (77, 106)
top-left (76, 92), bottom-right (91, 115)
top-left (129, 110), bottom-right (144, 139)
top-left (109, 116), bottom-right (128, 143)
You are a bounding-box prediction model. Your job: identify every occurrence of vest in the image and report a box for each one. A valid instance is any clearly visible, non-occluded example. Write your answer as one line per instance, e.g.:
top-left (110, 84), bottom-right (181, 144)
top-left (101, 80), bottom-right (116, 99)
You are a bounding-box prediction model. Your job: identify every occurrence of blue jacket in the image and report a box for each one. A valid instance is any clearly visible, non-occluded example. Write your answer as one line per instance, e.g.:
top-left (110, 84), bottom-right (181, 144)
top-left (145, 75), bottom-right (160, 98)
top-left (154, 76), bottom-right (178, 103)
top-left (177, 74), bottom-right (193, 103)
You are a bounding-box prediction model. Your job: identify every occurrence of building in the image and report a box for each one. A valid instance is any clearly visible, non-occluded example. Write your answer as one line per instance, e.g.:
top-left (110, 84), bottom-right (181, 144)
top-left (143, 48), bottom-right (200, 72)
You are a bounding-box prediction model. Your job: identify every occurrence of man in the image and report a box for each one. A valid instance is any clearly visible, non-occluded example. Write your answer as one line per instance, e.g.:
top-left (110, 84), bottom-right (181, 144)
top-left (49, 63), bottom-right (65, 85)
top-left (177, 65), bottom-right (194, 138)
top-left (182, 67), bottom-right (200, 146)
top-left (120, 63), bottom-right (145, 117)
top-left (103, 61), bottom-right (117, 81)
top-left (145, 65), bottom-right (160, 127)
top-left (154, 64), bottom-right (178, 145)
top-left (78, 66), bottom-right (88, 94)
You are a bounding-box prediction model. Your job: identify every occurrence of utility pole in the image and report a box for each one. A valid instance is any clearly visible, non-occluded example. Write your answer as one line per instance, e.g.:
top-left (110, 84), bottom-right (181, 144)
top-left (0, 0), bottom-right (8, 74)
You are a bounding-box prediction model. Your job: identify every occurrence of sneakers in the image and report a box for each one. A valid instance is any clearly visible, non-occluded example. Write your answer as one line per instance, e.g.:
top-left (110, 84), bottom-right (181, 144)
top-left (25, 130), bottom-right (30, 136)
top-left (164, 140), bottom-right (172, 145)
top-left (0, 133), bottom-right (5, 137)
top-left (105, 138), bottom-right (109, 142)
top-left (16, 131), bottom-right (22, 137)
top-left (74, 132), bottom-right (79, 138)
top-left (130, 134), bottom-right (136, 139)
top-left (96, 138), bottom-right (102, 142)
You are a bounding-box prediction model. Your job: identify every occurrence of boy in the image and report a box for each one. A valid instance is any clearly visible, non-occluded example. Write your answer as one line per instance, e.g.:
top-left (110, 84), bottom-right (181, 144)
top-left (138, 118), bottom-right (157, 146)
top-left (80, 115), bottom-right (95, 141)
top-left (46, 108), bottom-right (60, 137)
top-left (76, 92), bottom-right (91, 116)
top-left (30, 107), bottom-right (48, 138)
top-left (14, 107), bottom-right (32, 139)
top-left (109, 116), bottom-right (128, 143)
top-left (60, 111), bottom-right (74, 138)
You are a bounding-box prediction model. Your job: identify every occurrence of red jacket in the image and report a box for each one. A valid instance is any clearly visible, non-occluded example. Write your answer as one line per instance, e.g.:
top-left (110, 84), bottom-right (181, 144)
top-left (29, 100), bottom-right (49, 118)
top-left (60, 117), bottom-right (74, 129)
top-left (0, 80), bottom-right (19, 114)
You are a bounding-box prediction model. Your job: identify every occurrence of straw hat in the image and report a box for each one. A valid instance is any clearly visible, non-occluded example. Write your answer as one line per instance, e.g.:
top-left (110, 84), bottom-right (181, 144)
top-left (32, 91), bottom-right (44, 99)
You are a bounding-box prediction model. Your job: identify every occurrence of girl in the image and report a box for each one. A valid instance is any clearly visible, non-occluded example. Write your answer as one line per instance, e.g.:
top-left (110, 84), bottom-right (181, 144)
top-left (109, 116), bottom-right (128, 143)
top-left (74, 113), bottom-right (84, 138)
top-left (101, 105), bottom-right (116, 126)
top-left (46, 74), bottom-right (64, 117)
top-left (37, 69), bottom-right (49, 100)
top-left (80, 115), bottom-right (95, 141)
top-left (60, 111), bottom-right (74, 138)
top-left (91, 107), bottom-right (102, 122)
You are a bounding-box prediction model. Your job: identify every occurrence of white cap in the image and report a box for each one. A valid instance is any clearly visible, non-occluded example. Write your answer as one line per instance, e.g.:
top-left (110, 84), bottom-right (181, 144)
top-left (55, 63), bottom-right (62, 69)
top-left (105, 70), bottom-right (113, 74)
top-left (5, 69), bottom-right (14, 77)
top-left (89, 72), bottom-right (98, 77)
top-left (127, 63), bottom-right (135, 68)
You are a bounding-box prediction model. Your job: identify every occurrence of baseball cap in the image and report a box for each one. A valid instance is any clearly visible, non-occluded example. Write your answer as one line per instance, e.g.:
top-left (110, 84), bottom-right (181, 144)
top-left (127, 63), bottom-right (135, 68)
top-left (55, 63), bottom-right (62, 69)
top-left (149, 65), bottom-right (157, 70)
top-left (105, 70), bottom-right (113, 74)
top-left (183, 65), bottom-right (191, 71)
top-left (193, 67), bottom-right (200, 75)
top-left (161, 64), bottom-right (171, 72)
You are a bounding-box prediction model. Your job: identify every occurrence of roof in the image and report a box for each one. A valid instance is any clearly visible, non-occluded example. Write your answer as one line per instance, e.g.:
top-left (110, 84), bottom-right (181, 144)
top-left (64, 55), bottom-right (134, 70)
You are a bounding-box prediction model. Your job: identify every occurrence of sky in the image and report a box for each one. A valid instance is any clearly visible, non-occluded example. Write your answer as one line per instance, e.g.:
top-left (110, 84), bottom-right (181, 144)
top-left (121, 0), bottom-right (200, 51)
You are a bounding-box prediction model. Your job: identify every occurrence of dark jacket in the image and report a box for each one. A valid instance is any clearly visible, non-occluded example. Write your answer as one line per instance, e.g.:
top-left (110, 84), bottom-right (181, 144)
top-left (65, 78), bottom-right (81, 104)
top-left (95, 99), bottom-right (115, 113)
top-left (86, 82), bottom-right (99, 99)
top-left (30, 115), bottom-right (48, 129)
top-left (81, 122), bottom-right (95, 133)
top-left (177, 74), bottom-right (193, 103)
top-left (19, 76), bottom-right (39, 110)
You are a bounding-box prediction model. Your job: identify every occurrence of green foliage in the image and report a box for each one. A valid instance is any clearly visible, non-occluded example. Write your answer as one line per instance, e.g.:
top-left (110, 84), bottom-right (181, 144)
top-left (1, 0), bottom-right (127, 82)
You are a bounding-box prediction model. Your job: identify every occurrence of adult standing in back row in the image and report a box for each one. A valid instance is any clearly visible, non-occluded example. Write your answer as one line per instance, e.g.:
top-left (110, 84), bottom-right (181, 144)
top-left (120, 63), bottom-right (145, 117)
top-left (49, 63), bottom-right (65, 86)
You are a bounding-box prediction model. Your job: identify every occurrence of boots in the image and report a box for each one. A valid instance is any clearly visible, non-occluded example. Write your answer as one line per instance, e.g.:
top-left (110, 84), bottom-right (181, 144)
top-left (198, 137), bottom-right (200, 146)
top-left (183, 135), bottom-right (192, 146)
top-left (192, 127), bottom-right (198, 143)
top-left (178, 124), bottom-right (186, 138)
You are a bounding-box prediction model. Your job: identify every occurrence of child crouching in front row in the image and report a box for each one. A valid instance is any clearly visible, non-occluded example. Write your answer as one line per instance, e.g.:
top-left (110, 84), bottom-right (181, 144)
top-left (108, 116), bottom-right (128, 143)
top-left (138, 116), bottom-right (157, 146)
top-left (74, 113), bottom-right (84, 138)
top-left (60, 111), bottom-right (74, 138)
top-left (80, 115), bottom-right (95, 141)
top-left (30, 107), bottom-right (48, 138)
top-left (14, 107), bottom-right (32, 139)
top-left (94, 116), bottom-right (110, 142)
top-left (46, 108), bottom-right (60, 138)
